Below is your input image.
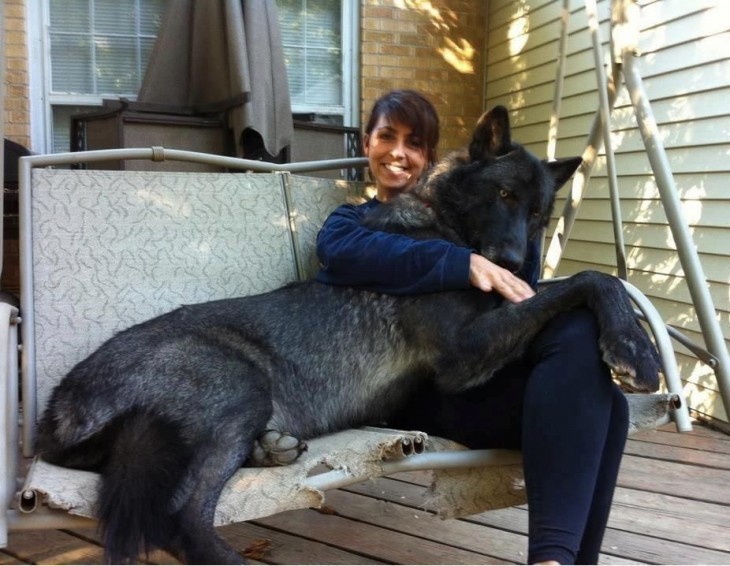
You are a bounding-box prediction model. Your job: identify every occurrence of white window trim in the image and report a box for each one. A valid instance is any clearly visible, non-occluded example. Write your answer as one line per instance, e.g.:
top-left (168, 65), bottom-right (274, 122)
top-left (342, 0), bottom-right (360, 128)
top-left (28, 0), bottom-right (50, 154)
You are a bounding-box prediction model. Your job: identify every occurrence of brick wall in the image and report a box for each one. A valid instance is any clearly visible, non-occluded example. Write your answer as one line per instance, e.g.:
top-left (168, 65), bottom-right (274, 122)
top-left (3, 0), bottom-right (30, 148)
top-left (360, 0), bottom-right (487, 157)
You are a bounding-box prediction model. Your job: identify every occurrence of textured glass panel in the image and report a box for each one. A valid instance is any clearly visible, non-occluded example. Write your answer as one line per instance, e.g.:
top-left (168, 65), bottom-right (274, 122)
top-left (49, 0), bottom-right (90, 33)
top-left (283, 46), bottom-right (305, 98)
top-left (277, 0), bottom-right (302, 44)
top-left (50, 34), bottom-right (93, 93)
top-left (305, 48), bottom-right (341, 105)
top-left (95, 0), bottom-right (135, 34)
top-left (139, 0), bottom-right (166, 34)
top-left (306, 0), bottom-right (340, 49)
top-left (95, 35), bottom-right (138, 94)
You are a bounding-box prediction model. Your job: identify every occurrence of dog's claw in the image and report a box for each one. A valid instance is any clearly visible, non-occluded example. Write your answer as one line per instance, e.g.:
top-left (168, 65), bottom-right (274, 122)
top-left (249, 430), bottom-right (307, 467)
top-left (600, 327), bottom-right (661, 393)
top-left (611, 368), bottom-right (661, 394)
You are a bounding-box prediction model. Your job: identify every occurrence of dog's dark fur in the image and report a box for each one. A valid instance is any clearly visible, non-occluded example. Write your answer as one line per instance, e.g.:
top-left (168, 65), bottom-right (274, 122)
top-left (37, 107), bottom-right (661, 564)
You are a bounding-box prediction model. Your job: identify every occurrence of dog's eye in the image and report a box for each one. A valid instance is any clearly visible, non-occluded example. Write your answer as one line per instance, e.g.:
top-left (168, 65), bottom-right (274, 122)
top-left (499, 188), bottom-right (509, 199)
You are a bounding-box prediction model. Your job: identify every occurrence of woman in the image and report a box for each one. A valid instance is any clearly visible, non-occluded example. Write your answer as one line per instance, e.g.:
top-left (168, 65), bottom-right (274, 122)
top-left (315, 89), bottom-right (629, 565)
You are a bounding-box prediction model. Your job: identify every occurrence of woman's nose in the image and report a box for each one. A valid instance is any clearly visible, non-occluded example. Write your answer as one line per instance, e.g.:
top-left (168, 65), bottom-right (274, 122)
top-left (390, 140), bottom-right (405, 157)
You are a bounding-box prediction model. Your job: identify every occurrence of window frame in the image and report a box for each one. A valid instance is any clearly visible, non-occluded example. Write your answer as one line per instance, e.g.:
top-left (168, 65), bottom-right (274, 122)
top-left (342, 0), bottom-right (360, 128)
top-left (281, 0), bottom-right (359, 127)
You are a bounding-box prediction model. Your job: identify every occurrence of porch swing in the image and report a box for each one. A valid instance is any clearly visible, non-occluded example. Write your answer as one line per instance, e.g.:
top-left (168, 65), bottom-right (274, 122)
top-left (539, 0), bottom-right (727, 432)
top-left (1, 0), bottom-right (726, 554)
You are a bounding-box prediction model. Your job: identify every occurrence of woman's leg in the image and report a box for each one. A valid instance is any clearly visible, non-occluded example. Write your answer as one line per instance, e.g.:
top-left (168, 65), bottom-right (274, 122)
top-left (575, 385), bottom-right (629, 564)
top-left (390, 308), bottom-right (628, 564)
top-left (521, 308), bottom-right (628, 564)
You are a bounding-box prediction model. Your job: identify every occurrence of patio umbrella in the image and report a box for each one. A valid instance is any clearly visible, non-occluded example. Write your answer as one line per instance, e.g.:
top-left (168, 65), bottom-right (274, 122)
top-left (137, 0), bottom-right (293, 160)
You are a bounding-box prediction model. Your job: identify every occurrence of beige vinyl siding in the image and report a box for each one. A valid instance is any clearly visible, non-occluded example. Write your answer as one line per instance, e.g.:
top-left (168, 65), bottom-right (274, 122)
top-left (484, 0), bottom-right (730, 424)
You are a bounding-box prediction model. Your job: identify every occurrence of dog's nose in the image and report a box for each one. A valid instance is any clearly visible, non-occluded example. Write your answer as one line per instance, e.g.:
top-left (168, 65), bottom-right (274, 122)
top-left (496, 250), bottom-right (524, 274)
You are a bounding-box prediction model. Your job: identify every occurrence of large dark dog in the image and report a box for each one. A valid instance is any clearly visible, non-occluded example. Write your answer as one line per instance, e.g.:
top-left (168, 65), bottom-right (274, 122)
top-left (37, 106), bottom-right (660, 564)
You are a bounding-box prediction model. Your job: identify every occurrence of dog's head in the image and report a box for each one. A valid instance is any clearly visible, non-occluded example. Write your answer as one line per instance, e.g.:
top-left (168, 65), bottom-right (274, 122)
top-left (424, 106), bottom-right (581, 273)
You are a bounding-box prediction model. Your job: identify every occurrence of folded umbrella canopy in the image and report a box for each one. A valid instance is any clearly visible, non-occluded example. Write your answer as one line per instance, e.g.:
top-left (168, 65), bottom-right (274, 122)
top-left (138, 0), bottom-right (293, 159)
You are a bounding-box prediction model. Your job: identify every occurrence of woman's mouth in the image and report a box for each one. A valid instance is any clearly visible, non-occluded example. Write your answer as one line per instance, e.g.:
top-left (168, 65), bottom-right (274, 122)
top-left (384, 163), bottom-right (410, 177)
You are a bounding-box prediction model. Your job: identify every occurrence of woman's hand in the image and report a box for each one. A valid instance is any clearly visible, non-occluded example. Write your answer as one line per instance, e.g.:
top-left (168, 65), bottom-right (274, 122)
top-left (469, 253), bottom-right (535, 303)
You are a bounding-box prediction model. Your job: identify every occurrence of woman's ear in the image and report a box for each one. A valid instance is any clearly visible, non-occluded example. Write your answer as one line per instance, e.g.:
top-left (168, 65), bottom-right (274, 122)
top-left (362, 133), bottom-right (371, 156)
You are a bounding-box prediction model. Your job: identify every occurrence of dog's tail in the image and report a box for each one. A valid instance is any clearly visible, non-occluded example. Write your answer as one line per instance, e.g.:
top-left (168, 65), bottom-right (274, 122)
top-left (98, 410), bottom-right (192, 564)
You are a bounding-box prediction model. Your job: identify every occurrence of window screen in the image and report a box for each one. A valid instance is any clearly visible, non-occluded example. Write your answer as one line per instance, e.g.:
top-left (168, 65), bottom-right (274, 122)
top-left (277, 0), bottom-right (343, 113)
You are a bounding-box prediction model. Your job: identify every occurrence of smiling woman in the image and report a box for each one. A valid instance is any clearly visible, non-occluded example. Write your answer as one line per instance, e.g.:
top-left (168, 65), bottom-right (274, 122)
top-left (361, 89), bottom-right (440, 201)
top-left (364, 118), bottom-right (429, 200)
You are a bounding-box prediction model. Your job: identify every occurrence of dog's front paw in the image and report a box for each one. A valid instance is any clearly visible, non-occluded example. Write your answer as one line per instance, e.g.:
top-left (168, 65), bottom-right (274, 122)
top-left (249, 430), bottom-right (307, 467)
top-left (600, 327), bottom-right (662, 393)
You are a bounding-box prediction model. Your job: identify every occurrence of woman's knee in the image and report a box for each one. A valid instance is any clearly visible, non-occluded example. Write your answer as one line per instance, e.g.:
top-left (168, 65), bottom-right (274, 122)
top-left (530, 308), bottom-right (602, 359)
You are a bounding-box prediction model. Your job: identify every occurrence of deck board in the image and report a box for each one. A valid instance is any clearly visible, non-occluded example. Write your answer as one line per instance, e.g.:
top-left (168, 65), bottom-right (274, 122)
top-left (623, 438), bottom-right (730, 468)
top-left (617, 454), bottom-right (730, 504)
top-left (4, 422), bottom-right (730, 564)
top-left (254, 508), bottom-right (507, 564)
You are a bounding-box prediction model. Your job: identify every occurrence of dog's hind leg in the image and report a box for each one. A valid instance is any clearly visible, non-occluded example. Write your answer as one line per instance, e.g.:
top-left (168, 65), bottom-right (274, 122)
top-left (98, 410), bottom-right (198, 564)
top-left (168, 416), bottom-right (267, 565)
top-left (98, 408), bottom-right (267, 565)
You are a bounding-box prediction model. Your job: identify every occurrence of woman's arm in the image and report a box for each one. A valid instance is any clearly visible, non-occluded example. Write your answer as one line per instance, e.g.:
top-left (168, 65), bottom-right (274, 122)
top-left (315, 202), bottom-right (471, 295)
top-left (316, 201), bottom-right (537, 301)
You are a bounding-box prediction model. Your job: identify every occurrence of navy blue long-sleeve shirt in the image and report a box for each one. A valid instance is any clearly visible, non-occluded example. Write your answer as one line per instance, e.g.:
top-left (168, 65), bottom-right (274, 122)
top-left (316, 199), bottom-right (541, 294)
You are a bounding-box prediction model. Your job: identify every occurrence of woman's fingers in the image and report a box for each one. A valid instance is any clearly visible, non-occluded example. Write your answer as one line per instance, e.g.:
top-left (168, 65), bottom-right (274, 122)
top-left (468, 254), bottom-right (535, 303)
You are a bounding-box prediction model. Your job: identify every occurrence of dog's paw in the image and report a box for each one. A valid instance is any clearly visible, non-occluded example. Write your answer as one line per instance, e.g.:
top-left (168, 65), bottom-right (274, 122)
top-left (600, 327), bottom-right (662, 393)
top-left (249, 430), bottom-right (307, 467)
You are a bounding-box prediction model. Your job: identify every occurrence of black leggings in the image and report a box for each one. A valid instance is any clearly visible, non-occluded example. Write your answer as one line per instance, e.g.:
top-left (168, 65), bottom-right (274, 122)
top-left (391, 308), bottom-right (629, 564)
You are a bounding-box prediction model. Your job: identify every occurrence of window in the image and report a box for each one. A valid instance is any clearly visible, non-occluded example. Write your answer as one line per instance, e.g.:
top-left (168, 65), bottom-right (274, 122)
top-left (277, 0), bottom-right (358, 126)
top-left (48, 0), bottom-right (164, 96)
top-left (30, 0), bottom-right (358, 153)
top-left (30, 0), bottom-right (167, 153)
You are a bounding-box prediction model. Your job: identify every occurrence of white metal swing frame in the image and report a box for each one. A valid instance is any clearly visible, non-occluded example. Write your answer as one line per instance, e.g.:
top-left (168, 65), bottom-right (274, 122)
top-left (542, 0), bottom-right (728, 429)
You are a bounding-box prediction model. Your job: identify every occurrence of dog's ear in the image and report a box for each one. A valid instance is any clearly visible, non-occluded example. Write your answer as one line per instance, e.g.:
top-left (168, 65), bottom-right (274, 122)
top-left (468, 106), bottom-right (512, 160)
top-left (545, 157), bottom-right (582, 191)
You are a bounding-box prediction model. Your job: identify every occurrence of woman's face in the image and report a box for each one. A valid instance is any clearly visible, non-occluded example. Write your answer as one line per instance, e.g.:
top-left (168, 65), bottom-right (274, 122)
top-left (363, 115), bottom-right (429, 201)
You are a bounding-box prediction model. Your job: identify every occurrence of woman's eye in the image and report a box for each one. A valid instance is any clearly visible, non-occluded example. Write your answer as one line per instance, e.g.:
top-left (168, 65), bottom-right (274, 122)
top-left (408, 137), bottom-right (423, 148)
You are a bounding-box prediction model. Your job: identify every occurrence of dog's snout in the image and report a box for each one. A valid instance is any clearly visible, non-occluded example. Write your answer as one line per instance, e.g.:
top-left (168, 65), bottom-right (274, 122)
top-left (494, 250), bottom-right (523, 274)
top-left (480, 240), bottom-right (525, 274)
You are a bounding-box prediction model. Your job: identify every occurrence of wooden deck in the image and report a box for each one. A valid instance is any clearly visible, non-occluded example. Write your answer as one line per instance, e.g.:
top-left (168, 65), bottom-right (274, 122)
top-left (2, 421), bottom-right (729, 565)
